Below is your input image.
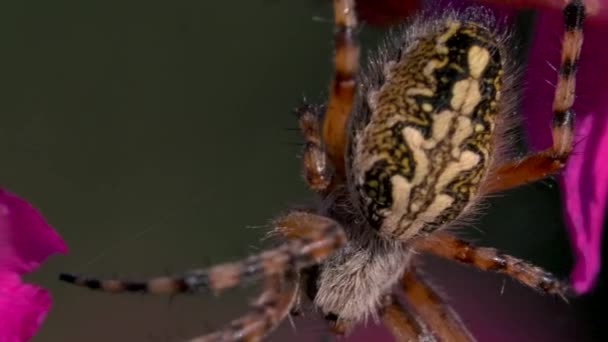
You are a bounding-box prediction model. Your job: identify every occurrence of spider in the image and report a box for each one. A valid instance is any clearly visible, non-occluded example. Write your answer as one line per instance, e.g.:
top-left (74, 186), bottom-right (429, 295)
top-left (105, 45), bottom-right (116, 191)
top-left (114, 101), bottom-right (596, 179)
top-left (60, 0), bottom-right (586, 341)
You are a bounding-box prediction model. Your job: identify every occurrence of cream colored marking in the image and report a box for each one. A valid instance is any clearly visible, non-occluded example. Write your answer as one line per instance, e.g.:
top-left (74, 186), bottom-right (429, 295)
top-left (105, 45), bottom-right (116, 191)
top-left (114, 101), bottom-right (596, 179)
top-left (423, 58), bottom-right (448, 77)
top-left (474, 123), bottom-right (484, 132)
top-left (398, 193), bottom-right (455, 238)
top-left (428, 110), bottom-right (456, 147)
top-left (435, 150), bottom-right (481, 192)
top-left (417, 194), bottom-right (454, 224)
top-left (383, 174), bottom-right (414, 234)
top-left (450, 79), bottom-right (468, 111)
top-left (451, 116), bottom-right (474, 149)
top-left (402, 127), bottom-right (430, 184)
top-left (406, 87), bottom-right (434, 97)
top-left (468, 46), bottom-right (490, 79)
top-left (450, 78), bottom-right (481, 115)
top-left (391, 175), bottom-right (413, 210)
top-left (437, 22), bottom-right (461, 43)
top-left (421, 110), bottom-right (457, 150)
top-left (422, 103), bottom-right (433, 112)
top-left (410, 200), bottom-right (422, 212)
top-left (435, 22), bottom-right (461, 54)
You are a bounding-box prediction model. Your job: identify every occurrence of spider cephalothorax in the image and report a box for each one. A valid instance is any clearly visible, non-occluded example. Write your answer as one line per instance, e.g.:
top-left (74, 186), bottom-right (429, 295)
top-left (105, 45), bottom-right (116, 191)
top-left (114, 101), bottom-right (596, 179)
top-left (60, 1), bottom-right (586, 341)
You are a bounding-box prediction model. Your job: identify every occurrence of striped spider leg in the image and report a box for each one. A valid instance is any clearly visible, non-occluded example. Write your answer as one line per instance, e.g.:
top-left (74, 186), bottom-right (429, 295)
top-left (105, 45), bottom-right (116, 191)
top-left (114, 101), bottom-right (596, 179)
top-left (300, 0), bottom-right (359, 194)
top-left (483, 0), bottom-right (585, 193)
top-left (61, 211), bottom-right (346, 341)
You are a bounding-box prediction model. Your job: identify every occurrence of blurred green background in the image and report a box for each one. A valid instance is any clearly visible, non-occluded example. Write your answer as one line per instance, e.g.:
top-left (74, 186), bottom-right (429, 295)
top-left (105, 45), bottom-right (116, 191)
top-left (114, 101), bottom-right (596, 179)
top-left (0, 1), bottom-right (604, 341)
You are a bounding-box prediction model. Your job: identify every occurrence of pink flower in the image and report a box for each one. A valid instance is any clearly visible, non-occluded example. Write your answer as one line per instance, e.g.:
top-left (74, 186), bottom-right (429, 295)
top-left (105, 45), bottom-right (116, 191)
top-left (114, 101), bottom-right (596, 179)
top-left (0, 189), bottom-right (67, 341)
top-left (513, 0), bottom-right (607, 294)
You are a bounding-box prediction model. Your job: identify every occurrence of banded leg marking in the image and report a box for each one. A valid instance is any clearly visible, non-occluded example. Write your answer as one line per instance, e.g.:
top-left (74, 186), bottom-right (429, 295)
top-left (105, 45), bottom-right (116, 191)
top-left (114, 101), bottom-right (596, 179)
top-left (415, 232), bottom-right (570, 298)
top-left (322, 0), bottom-right (359, 181)
top-left (192, 274), bottom-right (299, 342)
top-left (296, 102), bottom-right (333, 192)
top-left (484, 0), bottom-right (585, 193)
top-left (60, 212), bottom-right (346, 295)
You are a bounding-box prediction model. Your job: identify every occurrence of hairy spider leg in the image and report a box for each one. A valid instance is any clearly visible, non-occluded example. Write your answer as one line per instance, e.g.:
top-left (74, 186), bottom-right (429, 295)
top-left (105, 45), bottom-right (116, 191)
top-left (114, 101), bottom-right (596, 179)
top-left (296, 102), bottom-right (333, 192)
top-left (400, 267), bottom-right (475, 342)
top-left (321, 0), bottom-right (359, 185)
top-left (484, 0), bottom-right (585, 193)
top-left (415, 232), bottom-right (570, 298)
top-left (380, 294), bottom-right (432, 342)
top-left (192, 273), bottom-right (299, 342)
top-left (60, 212), bottom-right (345, 295)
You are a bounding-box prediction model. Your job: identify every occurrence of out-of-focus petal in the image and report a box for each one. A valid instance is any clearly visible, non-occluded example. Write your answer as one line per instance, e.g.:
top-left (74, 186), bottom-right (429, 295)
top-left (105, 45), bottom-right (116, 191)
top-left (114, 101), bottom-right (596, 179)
top-left (522, 9), bottom-right (608, 292)
top-left (0, 274), bottom-right (51, 342)
top-left (560, 112), bottom-right (608, 293)
top-left (0, 188), bottom-right (67, 340)
top-left (0, 189), bottom-right (67, 275)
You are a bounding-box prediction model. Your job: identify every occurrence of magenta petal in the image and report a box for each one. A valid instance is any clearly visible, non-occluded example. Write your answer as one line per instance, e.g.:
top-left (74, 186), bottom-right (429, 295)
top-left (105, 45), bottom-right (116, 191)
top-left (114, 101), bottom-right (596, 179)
top-left (0, 189), bottom-right (67, 274)
top-left (560, 111), bottom-right (608, 293)
top-left (523, 10), bottom-right (608, 293)
top-left (0, 274), bottom-right (51, 342)
top-left (0, 188), bottom-right (67, 340)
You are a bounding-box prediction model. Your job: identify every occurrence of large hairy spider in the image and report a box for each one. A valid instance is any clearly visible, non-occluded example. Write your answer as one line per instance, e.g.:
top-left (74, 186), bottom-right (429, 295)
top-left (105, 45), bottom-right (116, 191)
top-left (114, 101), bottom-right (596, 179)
top-left (60, 0), bottom-right (586, 341)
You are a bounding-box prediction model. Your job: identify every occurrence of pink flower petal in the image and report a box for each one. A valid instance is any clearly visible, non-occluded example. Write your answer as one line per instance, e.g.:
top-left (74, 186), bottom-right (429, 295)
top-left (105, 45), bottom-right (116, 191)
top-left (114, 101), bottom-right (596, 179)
top-left (0, 189), bottom-right (67, 275)
top-left (0, 274), bottom-right (51, 342)
top-left (0, 188), bottom-right (67, 340)
top-left (560, 111), bottom-right (608, 293)
top-left (522, 9), bottom-right (608, 293)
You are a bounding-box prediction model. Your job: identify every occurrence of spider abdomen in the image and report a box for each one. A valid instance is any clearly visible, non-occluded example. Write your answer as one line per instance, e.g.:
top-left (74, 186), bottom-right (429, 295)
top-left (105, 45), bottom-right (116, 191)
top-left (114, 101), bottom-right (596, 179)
top-left (352, 20), bottom-right (503, 240)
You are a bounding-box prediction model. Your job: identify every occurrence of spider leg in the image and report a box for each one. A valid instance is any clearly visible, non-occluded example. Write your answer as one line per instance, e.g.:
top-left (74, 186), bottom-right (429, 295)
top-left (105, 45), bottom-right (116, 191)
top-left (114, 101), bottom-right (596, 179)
top-left (191, 273), bottom-right (299, 342)
top-left (415, 232), bottom-right (570, 298)
top-left (322, 0), bottom-right (359, 182)
top-left (380, 294), bottom-right (431, 342)
top-left (399, 268), bottom-right (475, 342)
top-left (60, 212), bottom-right (346, 295)
top-left (484, 0), bottom-right (585, 193)
top-left (296, 102), bottom-right (334, 192)
top-left (316, 294), bottom-right (428, 340)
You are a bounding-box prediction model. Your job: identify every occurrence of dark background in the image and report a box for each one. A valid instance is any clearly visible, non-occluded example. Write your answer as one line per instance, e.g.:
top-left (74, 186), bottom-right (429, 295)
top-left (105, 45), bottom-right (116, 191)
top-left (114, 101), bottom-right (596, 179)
top-left (0, 1), bottom-right (604, 341)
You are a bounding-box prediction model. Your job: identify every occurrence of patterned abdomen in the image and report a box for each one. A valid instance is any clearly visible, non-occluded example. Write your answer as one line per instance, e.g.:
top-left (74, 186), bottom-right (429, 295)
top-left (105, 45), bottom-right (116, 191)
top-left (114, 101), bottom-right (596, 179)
top-left (352, 20), bottom-right (503, 240)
